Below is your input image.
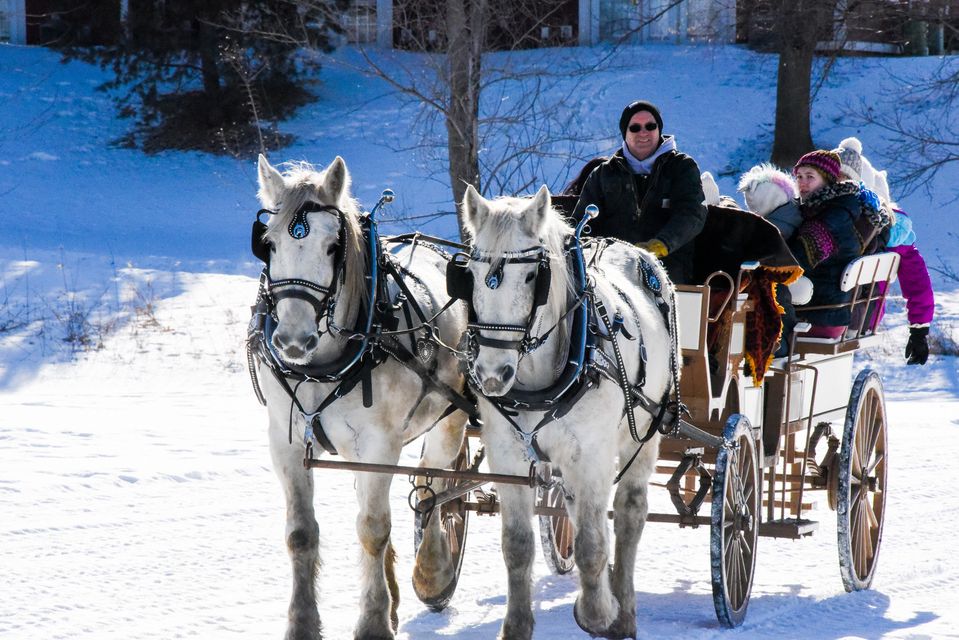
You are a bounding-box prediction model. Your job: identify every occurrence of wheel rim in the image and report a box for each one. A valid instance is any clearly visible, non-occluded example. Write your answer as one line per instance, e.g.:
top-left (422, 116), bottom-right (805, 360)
top-left (444, 444), bottom-right (470, 572)
top-left (721, 434), bottom-right (757, 612)
top-left (848, 380), bottom-right (886, 583)
top-left (547, 486), bottom-right (574, 564)
top-left (712, 415), bottom-right (759, 627)
top-left (412, 441), bottom-right (470, 610)
top-left (538, 485), bottom-right (575, 574)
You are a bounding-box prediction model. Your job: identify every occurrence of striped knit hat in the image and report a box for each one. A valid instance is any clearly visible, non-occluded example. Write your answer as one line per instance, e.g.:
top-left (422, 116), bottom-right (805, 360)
top-left (794, 150), bottom-right (842, 182)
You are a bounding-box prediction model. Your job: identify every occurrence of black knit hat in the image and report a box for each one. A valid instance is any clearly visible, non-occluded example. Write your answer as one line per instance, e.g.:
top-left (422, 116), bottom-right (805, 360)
top-left (619, 101), bottom-right (664, 139)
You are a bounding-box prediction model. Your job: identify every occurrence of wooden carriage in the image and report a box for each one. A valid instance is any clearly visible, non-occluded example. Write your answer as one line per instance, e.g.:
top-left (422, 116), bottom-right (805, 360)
top-left (649, 249), bottom-right (900, 625)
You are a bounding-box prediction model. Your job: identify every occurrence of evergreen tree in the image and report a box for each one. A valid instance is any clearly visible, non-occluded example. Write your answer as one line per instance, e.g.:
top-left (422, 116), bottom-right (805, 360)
top-left (57, 1), bottom-right (347, 155)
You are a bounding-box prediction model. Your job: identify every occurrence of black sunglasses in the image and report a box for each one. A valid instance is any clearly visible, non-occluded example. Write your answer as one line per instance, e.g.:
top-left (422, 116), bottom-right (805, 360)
top-left (628, 122), bottom-right (659, 132)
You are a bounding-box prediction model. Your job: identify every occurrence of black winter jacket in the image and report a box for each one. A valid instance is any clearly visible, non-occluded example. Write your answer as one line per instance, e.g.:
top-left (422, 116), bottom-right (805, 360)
top-left (572, 147), bottom-right (707, 284)
top-left (789, 182), bottom-right (866, 327)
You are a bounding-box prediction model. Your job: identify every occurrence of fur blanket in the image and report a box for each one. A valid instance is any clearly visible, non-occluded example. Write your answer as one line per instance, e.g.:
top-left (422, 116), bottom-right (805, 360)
top-left (695, 205), bottom-right (803, 385)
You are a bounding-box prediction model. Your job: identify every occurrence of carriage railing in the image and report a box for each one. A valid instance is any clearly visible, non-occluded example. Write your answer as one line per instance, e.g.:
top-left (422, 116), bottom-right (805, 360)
top-left (794, 251), bottom-right (901, 351)
top-left (674, 267), bottom-right (754, 426)
top-left (761, 252), bottom-right (901, 525)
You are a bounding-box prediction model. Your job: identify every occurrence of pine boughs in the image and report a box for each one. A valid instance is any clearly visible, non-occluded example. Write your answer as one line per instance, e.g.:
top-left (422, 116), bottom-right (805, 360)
top-left (54, 0), bottom-right (348, 155)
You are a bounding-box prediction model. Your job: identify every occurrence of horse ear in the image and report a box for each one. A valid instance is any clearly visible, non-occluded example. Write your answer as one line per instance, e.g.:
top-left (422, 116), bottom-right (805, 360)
top-left (522, 185), bottom-right (551, 235)
top-left (323, 156), bottom-right (351, 203)
top-left (257, 154), bottom-right (285, 208)
top-left (461, 184), bottom-right (486, 234)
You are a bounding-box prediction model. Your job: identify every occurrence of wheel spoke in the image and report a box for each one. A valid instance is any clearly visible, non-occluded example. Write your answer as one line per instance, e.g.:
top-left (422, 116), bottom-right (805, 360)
top-left (729, 539), bottom-right (741, 605)
top-left (864, 495), bottom-right (879, 529)
top-left (851, 439), bottom-right (864, 479)
top-left (858, 508), bottom-right (871, 576)
top-left (866, 452), bottom-right (885, 477)
top-left (865, 409), bottom-right (882, 459)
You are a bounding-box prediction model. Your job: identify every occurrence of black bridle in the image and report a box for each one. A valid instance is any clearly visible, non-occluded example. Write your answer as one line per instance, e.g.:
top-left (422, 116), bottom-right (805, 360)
top-left (446, 246), bottom-right (553, 354)
top-left (252, 202), bottom-right (348, 334)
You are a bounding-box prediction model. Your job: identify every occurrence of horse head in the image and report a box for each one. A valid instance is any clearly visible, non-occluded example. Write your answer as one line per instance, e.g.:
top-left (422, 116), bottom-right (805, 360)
top-left (737, 163), bottom-right (797, 216)
top-left (255, 155), bottom-right (365, 365)
top-left (459, 184), bottom-right (573, 397)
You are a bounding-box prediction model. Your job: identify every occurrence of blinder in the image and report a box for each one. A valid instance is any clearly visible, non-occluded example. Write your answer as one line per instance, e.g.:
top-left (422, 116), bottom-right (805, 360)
top-left (446, 254), bottom-right (474, 301)
top-left (445, 251), bottom-right (550, 309)
top-left (252, 209), bottom-right (272, 264)
top-left (532, 258), bottom-right (550, 309)
top-left (251, 202), bottom-right (345, 265)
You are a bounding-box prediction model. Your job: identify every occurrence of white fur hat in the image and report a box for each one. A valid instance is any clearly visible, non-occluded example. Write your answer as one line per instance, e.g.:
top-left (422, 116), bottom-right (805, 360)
top-left (835, 137), bottom-right (864, 182)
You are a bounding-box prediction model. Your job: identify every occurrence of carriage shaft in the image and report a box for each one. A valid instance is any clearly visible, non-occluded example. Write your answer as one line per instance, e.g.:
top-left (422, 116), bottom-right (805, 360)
top-left (305, 457), bottom-right (536, 487)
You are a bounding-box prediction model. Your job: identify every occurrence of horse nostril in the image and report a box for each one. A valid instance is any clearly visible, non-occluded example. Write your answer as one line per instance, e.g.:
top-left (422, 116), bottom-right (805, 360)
top-left (273, 332), bottom-right (288, 349)
top-left (284, 344), bottom-right (304, 359)
top-left (304, 334), bottom-right (319, 352)
top-left (500, 364), bottom-right (515, 381)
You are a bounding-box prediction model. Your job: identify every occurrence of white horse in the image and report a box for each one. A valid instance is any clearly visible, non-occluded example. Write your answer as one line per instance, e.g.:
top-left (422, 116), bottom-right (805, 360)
top-left (457, 185), bottom-right (677, 639)
top-left (251, 155), bottom-right (469, 640)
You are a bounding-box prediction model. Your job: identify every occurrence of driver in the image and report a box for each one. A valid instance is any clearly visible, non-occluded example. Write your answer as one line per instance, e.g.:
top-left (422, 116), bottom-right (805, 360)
top-left (572, 100), bottom-right (708, 284)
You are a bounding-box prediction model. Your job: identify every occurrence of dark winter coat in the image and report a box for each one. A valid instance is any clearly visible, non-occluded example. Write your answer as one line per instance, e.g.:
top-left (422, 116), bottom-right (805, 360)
top-left (572, 146), bottom-right (707, 284)
top-left (765, 200), bottom-right (803, 239)
top-left (789, 181), bottom-right (867, 327)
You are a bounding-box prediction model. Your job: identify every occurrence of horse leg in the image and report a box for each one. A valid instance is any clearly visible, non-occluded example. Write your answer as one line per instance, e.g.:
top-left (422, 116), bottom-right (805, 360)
top-left (495, 481), bottom-right (537, 640)
top-left (412, 413), bottom-right (468, 603)
top-left (268, 417), bottom-right (322, 640)
top-left (565, 460), bottom-right (619, 637)
top-left (606, 439), bottom-right (658, 640)
top-left (353, 440), bottom-right (401, 640)
top-left (484, 427), bottom-right (537, 640)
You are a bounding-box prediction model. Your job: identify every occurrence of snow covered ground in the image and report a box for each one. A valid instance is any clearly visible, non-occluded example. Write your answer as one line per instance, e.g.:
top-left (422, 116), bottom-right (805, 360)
top-left (2, 42), bottom-right (958, 639)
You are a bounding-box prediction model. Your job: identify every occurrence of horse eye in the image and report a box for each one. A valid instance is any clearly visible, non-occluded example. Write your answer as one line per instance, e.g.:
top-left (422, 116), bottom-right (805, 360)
top-left (327, 244), bottom-right (337, 255)
top-left (525, 271), bottom-right (536, 283)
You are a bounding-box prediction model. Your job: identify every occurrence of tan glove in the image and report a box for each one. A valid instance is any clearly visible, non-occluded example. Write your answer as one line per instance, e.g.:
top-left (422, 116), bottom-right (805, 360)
top-left (636, 238), bottom-right (668, 259)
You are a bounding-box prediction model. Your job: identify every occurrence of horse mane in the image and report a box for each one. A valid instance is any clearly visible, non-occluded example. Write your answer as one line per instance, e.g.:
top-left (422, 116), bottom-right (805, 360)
top-left (466, 195), bottom-right (576, 331)
top-left (263, 161), bottom-right (367, 319)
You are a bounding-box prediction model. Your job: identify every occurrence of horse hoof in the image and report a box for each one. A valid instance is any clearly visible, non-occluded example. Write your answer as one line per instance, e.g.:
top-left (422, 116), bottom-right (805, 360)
top-left (574, 599), bottom-right (628, 639)
top-left (498, 619), bottom-right (534, 640)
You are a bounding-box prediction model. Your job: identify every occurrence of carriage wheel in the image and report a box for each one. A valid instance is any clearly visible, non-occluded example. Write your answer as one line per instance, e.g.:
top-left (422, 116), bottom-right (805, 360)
top-left (412, 440), bottom-right (470, 611)
top-left (710, 414), bottom-right (760, 628)
top-left (538, 484), bottom-right (575, 574)
top-left (837, 369), bottom-right (888, 592)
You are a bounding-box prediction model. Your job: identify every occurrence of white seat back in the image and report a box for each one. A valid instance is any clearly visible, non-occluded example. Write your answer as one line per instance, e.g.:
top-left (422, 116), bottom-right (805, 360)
top-left (839, 252), bottom-right (900, 292)
top-left (676, 288), bottom-right (706, 351)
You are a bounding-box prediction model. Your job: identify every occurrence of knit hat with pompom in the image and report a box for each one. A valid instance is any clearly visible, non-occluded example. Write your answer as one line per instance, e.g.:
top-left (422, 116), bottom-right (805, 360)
top-left (794, 149), bottom-right (842, 183)
top-left (834, 137), bottom-right (864, 182)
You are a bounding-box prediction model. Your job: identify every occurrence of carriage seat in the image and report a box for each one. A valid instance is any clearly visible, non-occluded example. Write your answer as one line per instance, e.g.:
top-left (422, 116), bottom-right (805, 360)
top-left (795, 252), bottom-right (901, 350)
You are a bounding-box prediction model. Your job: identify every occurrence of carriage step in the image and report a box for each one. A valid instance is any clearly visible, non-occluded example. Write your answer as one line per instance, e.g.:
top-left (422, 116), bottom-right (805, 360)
top-left (760, 518), bottom-right (819, 539)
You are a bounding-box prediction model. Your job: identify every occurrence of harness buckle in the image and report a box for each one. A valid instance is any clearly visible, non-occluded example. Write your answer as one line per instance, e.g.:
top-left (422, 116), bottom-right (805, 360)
top-left (521, 336), bottom-right (541, 354)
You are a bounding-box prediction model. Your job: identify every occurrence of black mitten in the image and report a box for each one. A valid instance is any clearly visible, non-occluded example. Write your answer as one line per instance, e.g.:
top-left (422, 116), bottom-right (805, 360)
top-left (905, 326), bottom-right (929, 365)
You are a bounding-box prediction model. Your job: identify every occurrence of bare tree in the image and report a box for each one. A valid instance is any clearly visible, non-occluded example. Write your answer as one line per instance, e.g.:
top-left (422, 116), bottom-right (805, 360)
top-left (847, 32), bottom-right (959, 198)
top-left (769, 0), bottom-right (840, 167)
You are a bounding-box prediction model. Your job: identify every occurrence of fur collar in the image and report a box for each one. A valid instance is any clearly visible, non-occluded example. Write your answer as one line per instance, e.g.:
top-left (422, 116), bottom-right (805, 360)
top-left (799, 180), bottom-right (859, 214)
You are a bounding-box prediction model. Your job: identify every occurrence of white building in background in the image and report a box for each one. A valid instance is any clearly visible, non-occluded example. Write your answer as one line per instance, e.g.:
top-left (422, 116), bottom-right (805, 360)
top-left (0, 0), bottom-right (736, 48)
top-left (0, 0), bottom-right (27, 44)
top-left (588, 0), bottom-right (736, 45)
top-left (358, 0), bottom-right (736, 48)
